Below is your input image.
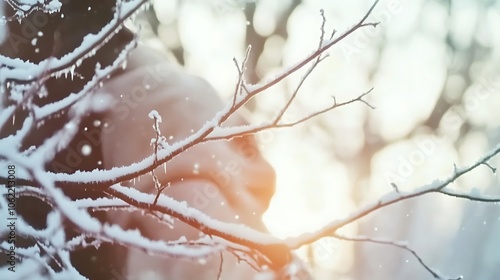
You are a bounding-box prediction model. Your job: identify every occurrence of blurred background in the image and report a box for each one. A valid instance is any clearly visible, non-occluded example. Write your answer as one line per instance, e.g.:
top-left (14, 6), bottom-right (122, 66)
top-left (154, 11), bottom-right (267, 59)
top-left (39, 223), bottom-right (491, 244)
top-left (136, 0), bottom-right (500, 279)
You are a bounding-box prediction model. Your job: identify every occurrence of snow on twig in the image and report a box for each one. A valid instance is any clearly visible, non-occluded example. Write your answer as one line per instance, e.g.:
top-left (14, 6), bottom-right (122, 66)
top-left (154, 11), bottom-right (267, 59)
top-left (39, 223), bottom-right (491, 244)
top-left (0, 0), bottom-right (148, 84)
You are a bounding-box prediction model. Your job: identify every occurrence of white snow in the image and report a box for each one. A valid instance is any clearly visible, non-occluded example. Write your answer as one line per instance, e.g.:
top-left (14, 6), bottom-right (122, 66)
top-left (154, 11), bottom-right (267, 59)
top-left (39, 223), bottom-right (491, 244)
top-left (148, 110), bottom-right (162, 122)
top-left (0, 0), bottom-right (143, 83)
top-left (34, 169), bottom-right (102, 233)
top-left (110, 184), bottom-right (283, 246)
top-left (103, 223), bottom-right (224, 258)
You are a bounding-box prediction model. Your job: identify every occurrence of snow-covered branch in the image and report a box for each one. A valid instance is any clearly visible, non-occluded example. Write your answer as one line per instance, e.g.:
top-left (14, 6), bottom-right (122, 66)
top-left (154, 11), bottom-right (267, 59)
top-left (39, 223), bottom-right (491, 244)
top-left (1, 1), bottom-right (382, 193)
top-left (1, 2), bottom-right (383, 273)
top-left (285, 143), bottom-right (500, 249)
top-left (3, 0), bottom-right (497, 279)
top-left (3, 0), bottom-right (62, 22)
top-left (0, 0), bottom-right (148, 84)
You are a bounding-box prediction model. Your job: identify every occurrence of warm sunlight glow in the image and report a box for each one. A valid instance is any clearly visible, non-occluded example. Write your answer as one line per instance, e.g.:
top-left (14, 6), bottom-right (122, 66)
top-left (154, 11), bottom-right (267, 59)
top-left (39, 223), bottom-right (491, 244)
top-left (261, 129), bottom-right (354, 238)
top-left (169, 1), bottom-right (500, 279)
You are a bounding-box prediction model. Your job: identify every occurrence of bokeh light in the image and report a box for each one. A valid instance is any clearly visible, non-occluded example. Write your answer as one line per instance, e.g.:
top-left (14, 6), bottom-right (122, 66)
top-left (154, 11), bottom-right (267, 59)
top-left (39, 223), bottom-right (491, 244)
top-left (143, 0), bottom-right (500, 278)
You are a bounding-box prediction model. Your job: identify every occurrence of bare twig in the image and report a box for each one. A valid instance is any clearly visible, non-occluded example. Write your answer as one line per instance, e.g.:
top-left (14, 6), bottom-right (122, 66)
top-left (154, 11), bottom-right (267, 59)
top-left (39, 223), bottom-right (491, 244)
top-left (390, 182), bottom-right (400, 193)
top-left (438, 188), bottom-right (500, 202)
top-left (232, 45), bottom-right (252, 107)
top-left (207, 89), bottom-right (374, 141)
top-left (217, 252), bottom-right (224, 280)
top-left (332, 234), bottom-right (463, 280)
top-left (481, 162), bottom-right (497, 173)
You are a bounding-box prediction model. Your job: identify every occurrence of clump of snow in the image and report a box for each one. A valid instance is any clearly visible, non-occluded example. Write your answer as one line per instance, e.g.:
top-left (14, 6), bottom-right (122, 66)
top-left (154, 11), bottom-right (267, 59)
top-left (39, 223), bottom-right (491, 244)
top-left (148, 110), bottom-right (162, 122)
top-left (46, 0), bottom-right (62, 12)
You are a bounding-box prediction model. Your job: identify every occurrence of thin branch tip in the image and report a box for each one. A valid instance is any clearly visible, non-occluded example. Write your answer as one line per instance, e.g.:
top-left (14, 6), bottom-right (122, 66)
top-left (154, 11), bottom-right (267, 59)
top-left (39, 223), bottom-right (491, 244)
top-left (482, 162), bottom-right (497, 173)
top-left (329, 95), bottom-right (337, 104)
top-left (390, 182), bottom-right (400, 193)
top-left (360, 99), bottom-right (375, 109)
top-left (333, 234), bottom-right (461, 280)
top-left (357, 89), bottom-right (375, 109)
